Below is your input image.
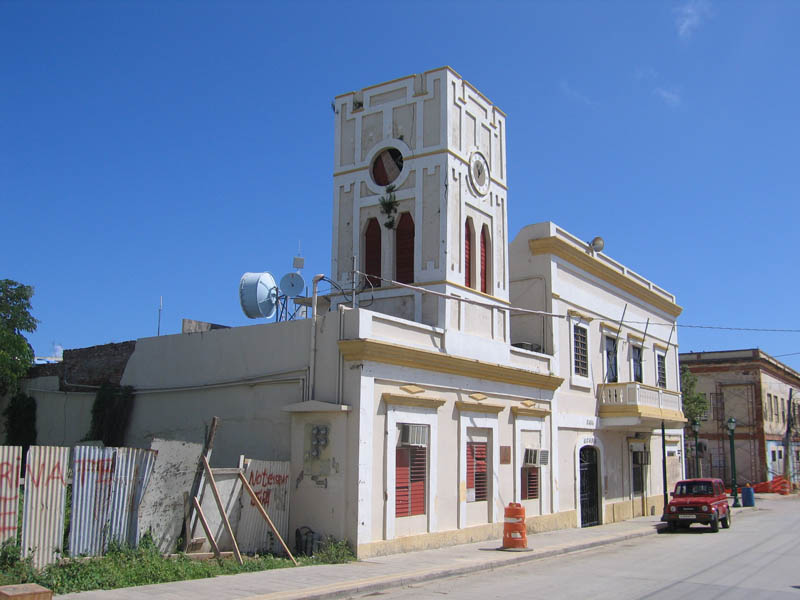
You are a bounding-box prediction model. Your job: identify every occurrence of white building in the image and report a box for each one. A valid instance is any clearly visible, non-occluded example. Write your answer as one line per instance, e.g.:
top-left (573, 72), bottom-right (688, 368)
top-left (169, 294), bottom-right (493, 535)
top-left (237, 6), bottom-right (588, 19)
top-left (16, 67), bottom-right (686, 557)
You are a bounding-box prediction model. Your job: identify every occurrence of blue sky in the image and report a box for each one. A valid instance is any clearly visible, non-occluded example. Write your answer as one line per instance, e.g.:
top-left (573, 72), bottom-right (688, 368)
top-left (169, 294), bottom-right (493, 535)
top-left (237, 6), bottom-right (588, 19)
top-left (2, 1), bottom-right (799, 370)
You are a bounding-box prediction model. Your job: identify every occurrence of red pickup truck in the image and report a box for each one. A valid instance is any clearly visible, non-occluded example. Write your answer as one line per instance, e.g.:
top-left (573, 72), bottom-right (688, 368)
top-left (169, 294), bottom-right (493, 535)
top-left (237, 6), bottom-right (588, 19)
top-left (662, 478), bottom-right (731, 532)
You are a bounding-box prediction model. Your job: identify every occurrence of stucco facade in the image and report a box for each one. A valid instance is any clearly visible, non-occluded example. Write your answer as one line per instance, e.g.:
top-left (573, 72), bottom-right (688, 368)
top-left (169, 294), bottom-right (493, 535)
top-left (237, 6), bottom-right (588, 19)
top-left (16, 68), bottom-right (688, 558)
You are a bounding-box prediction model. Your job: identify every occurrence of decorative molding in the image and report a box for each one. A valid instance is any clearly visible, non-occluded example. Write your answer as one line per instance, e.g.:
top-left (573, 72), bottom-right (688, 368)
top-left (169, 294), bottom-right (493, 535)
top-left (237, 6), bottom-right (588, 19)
top-left (598, 404), bottom-right (686, 425)
top-left (529, 237), bottom-right (683, 318)
top-left (653, 343), bottom-right (669, 352)
top-left (567, 309), bottom-right (593, 322)
top-left (400, 384), bottom-right (425, 395)
top-left (382, 393), bottom-right (446, 409)
top-left (339, 339), bottom-right (564, 391)
top-left (455, 400), bottom-right (504, 414)
top-left (601, 322), bottom-right (621, 334)
top-left (511, 406), bottom-right (550, 418)
top-left (627, 333), bottom-right (644, 343)
top-left (469, 392), bottom-right (488, 401)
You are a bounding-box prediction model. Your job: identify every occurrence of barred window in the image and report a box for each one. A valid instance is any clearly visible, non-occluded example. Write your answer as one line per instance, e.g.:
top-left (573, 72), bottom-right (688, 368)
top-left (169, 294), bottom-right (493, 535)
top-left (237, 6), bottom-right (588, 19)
top-left (656, 353), bottom-right (667, 388)
top-left (466, 442), bottom-right (488, 502)
top-left (521, 466), bottom-right (539, 500)
top-left (632, 345), bottom-right (643, 383)
top-left (573, 325), bottom-right (588, 377)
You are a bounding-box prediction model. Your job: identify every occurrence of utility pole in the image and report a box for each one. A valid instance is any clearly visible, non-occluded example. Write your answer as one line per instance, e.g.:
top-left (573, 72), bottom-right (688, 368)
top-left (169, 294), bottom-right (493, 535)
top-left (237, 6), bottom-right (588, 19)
top-left (784, 388), bottom-right (794, 482)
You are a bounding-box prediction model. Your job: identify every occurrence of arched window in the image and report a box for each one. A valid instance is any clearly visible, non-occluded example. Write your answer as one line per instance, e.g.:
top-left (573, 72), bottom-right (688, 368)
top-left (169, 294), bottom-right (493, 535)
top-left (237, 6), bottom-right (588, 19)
top-left (480, 225), bottom-right (490, 294)
top-left (364, 218), bottom-right (381, 287)
top-left (396, 212), bottom-right (414, 284)
top-left (465, 218), bottom-right (474, 289)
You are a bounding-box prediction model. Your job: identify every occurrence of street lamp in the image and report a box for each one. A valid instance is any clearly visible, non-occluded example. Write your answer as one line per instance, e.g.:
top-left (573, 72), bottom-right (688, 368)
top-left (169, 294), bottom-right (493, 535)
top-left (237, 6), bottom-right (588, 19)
top-left (691, 419), bottom-right (700, 478)
top-left (727, 417), bottom-right (741, 508)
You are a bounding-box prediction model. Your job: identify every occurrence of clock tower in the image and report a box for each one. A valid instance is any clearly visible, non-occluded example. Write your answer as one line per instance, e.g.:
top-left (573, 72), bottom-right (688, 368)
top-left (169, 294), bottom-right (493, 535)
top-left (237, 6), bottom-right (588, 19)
top-left (331, 67), bottom-right (510, 349)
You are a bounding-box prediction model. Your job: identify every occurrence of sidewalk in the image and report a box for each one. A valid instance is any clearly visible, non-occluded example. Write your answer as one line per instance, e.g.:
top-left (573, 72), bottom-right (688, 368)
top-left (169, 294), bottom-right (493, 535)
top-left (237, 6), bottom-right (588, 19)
top-left (58, 503), bottom-right (760, 600)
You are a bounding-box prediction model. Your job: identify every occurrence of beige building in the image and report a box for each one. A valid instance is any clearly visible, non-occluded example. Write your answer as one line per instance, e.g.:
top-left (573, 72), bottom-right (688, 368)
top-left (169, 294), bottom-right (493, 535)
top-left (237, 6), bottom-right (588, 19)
top-left (14, 67), bottom-right (687, 557)
top-left (680, 349), bottom-right (800, 486)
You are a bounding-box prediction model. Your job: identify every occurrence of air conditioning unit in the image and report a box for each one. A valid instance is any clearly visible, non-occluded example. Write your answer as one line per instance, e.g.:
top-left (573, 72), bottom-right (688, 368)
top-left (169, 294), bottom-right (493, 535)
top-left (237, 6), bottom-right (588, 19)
top-left (399, 424), bottom-right (428, 447)
top-left (523, 448), bottom-right (549, 466)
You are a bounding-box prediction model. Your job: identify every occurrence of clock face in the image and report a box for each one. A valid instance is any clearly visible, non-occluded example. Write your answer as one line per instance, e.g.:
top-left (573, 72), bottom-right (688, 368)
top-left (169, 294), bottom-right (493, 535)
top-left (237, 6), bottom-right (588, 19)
top-left (469, 152), bottom-right (490, 196)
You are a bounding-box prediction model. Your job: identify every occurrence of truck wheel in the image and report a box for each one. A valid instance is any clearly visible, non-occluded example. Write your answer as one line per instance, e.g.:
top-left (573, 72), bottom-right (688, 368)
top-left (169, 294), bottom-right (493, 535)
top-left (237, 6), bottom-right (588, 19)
top-left (710, 514), bottom-right (719, 532)
top-left (721, 510), bottom-right (731, 529)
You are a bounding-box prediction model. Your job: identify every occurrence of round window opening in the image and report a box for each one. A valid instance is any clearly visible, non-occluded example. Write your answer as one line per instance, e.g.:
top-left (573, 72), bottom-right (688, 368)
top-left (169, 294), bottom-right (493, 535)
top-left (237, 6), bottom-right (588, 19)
top-left (371, 148), bottom-right (404, 186)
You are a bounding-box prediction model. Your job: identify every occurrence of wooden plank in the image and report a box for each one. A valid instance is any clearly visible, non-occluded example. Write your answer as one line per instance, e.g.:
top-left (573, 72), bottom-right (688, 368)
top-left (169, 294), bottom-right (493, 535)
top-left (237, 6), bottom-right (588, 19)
top-left (238, 472), bottom-right (297, 565)
top-left (192, 496), bottom-right (221, 560)
top-left (202, 456), bottom-right (243, 565)
top-left (0, 583), bottom-right (53, 599)
top-left (186, 417), bottom-right (220, 551)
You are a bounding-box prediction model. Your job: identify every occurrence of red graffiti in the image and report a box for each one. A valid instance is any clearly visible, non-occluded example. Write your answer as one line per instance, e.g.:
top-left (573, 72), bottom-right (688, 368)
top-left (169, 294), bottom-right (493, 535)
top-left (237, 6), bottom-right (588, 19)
top-left (249, 470), bottom-right (289, 488)
top-left (27, 461), bottom-right (67, 488)
top-left (249, 488), bottom-right (271, 508)
top-left (0, 458), bottom-right (20, 487)
top-left (74, 458), bottom-right (114, 485)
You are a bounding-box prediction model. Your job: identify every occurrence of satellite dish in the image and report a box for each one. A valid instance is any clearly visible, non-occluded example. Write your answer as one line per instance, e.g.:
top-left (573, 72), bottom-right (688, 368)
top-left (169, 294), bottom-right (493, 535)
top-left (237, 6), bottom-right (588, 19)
top-left (280, 272), bottom-right (306, 298)
top-left (239, 272), bottom-right (278, 319)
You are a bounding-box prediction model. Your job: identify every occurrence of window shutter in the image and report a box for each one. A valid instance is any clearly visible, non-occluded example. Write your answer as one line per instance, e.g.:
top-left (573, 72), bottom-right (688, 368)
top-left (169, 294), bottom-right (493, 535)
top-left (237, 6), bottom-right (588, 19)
top-left (365, 218), bottom-right (381, 287)
top-left (465, 219), bottom-right (473, 289)
top-left (480, 225), bottom-right (488, 294)
top-left (522, 466), bottom-right (539, 500)
top-left (467, 441), bottom-right (488, 502)
top-left (409, 446), bottom-right (426, 516)
top-left (396, 213), bottom-right (414, 284)
top-left (396, 447), bottom-right (410, 517)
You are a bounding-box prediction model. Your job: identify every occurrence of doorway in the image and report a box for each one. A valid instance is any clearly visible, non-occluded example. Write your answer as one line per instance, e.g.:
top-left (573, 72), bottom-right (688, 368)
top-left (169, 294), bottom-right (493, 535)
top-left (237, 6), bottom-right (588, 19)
top-left (579, 445), bottom-right (600, 527)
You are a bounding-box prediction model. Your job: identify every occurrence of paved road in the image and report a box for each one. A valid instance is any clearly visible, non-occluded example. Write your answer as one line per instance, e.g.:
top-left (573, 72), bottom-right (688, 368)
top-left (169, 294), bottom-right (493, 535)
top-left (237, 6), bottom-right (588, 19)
top-left (353, 495), bottom-right (800, 600)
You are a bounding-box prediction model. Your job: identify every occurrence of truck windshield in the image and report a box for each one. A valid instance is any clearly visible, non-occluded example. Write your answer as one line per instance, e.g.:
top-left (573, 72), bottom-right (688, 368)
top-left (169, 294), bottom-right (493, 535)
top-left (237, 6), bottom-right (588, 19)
top-left (675, 482), bottom-right (713, 496)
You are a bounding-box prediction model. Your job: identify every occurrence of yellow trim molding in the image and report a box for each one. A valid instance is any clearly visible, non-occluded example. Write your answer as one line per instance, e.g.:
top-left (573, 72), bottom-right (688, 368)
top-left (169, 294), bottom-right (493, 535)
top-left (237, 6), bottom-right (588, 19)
top-left (469, 392), bottom-right (488, 401)
top-left (601, 322), bottom-right (621, 333)
top-left (627, 333), bottom-right (644, 343)
top-left (529, 237), bottom-right (683, 317)
top-left (511, 406), bottom-right (550, 418)
top-left (382, 393), bottom-right (446, 409)
top-left (339, 339), bottom-right (563, 391)
top-left (567, 309), bottom-right (593, 322)
top-left (653, 343), bottom-right (669, 352)
top-left (400, 384), bottom-right (425, 395)
top-left (456, 400), bottom-right (504, 414)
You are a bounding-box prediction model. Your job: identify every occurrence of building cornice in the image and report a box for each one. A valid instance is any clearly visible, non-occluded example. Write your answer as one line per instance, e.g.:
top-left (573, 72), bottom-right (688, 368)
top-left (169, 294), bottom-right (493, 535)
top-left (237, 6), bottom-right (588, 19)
top-left (455, 400), bottom-right (505, 414)
top-left (382, 393), bottom-right (446, 409)
top-left (338, 339), bottom-right (564, 391)
top-left (529, 237), bottom-right (683, 318)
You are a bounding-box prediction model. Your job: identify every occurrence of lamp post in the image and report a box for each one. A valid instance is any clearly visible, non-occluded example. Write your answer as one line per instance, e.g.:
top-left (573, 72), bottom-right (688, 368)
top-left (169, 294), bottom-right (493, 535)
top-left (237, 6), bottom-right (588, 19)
top-left (727, 417), bottom-right (741, 507)
top-left (692, 419), bottom-right (700, 478)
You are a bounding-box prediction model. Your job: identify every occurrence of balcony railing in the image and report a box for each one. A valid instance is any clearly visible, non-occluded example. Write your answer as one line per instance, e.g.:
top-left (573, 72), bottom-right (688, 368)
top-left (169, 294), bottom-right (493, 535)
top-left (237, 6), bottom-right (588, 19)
top-left (597, 382), bottom-right (683, 415)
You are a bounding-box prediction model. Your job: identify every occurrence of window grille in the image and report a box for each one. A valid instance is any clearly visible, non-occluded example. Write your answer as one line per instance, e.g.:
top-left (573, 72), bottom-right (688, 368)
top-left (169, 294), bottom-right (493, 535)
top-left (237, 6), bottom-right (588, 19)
top-left (573, 325), bottom-right (588, 377)
top-left (656, 353), bottom-right (667, 388)
top-left (396, 445), bottom-right (426, 517)
top-left (521, 466), bottom-right (539, 500)
top-left (466, 442), bottom-right (488, 502)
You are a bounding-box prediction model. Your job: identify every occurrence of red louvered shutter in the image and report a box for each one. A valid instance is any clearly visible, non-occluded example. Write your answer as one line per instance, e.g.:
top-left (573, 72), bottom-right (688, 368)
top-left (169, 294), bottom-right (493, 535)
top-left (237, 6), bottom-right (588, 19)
top-left (396, 213), bottom-right (414, 284)
top-left (521, 466), bottom-right (539, 500)
top-left (480, 225), bottom-right (488, 294)
top-left (409, 446), bottom-right (426, 516)
top-left (365, 218), bottom-right (381, 287)
top-left (467, 442), bottom-right (488, 502)
top-left (465, 219), bottom-right (472, 288)
top-left (396, 447), bottom-right (410, 517)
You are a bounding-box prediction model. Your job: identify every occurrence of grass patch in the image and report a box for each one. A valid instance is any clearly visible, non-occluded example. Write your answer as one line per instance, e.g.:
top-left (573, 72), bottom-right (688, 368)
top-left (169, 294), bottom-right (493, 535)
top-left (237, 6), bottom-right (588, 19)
top-left (0, 534), bottom-right (355, 595)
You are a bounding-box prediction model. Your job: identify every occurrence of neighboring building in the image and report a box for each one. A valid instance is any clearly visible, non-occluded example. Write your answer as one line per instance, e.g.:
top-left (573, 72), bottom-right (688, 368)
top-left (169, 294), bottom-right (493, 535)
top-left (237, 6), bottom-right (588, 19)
top-left (14, 67), bottom-right (687, 557)
top-left (680, 349), bottom-right (800, 486)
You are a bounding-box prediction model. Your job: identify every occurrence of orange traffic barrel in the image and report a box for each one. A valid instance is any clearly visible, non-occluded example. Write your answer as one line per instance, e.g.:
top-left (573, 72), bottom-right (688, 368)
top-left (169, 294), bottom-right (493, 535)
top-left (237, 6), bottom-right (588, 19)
top-left (502, 502), bottom-right (527, 549)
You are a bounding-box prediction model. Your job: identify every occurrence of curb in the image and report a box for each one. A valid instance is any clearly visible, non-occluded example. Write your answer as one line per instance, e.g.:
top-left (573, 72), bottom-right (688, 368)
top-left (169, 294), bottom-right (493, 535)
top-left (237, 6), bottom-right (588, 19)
top-left (244, 525), bottom-right (665, 600)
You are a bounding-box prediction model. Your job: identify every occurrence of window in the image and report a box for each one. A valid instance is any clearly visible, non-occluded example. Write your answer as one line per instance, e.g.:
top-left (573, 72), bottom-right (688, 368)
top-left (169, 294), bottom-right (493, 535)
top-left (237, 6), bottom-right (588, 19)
top-left (480, 225), bottom-right (489, 294)
top-left (656, 353), bottom-right (667, 388)
top-left (766, 394), bottom-right (773, 421)
top-left (371, 147), bottom-right (403, 186)
top-left (364, 218), bottom-right (381, 287)
top-left (698, 393), bottom-right (709, 420)
top-left (521, 466), bottom-right (539, 500)
top-left (395, 424), bottom-right (427, 517)
top-left (464, 218), bottom-right (474, 289)
top-left (631, 345), bottom-right (643, 383)
top-left (604, 336), bottom-right (618, 383)
top-left (778, 449), bottom-right (783, 460)
top-left (771, 449), bottom-right (777, 462)
top-left (773, 396), bottom-right (778, 422)
top-left (466, 441), bottom-right (488, 502)
top-left (573, 325), bottom-right (589, 377)
top-left (781, 398), bottom-right (786, 424)
top-left (395, 212), bottom-right (414, 284)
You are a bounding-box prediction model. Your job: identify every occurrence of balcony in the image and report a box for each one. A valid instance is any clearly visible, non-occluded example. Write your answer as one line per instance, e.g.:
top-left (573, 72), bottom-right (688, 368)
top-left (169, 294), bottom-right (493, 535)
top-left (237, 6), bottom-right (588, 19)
top-left (597, 382), bottom-right (686, 428)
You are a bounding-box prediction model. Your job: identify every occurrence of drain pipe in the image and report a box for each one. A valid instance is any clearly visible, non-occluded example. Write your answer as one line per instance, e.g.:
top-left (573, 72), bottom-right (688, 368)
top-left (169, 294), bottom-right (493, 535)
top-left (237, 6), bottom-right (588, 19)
top-left (308, 274), bottom-right (325, 402)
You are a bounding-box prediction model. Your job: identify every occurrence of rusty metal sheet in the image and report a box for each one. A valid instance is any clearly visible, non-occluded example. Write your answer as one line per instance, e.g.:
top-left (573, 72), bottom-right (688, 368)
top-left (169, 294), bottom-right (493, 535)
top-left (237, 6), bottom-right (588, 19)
top-left (0, 446), bottom-right (22, 544)
top-left (237, 460), bottom-right (290, 555)
top-left (21, 446), bottom-right (70, 569)
top-left (109, 447), bottom-right (157, 547)
top-left (69, 446), bottom-right (115, 556)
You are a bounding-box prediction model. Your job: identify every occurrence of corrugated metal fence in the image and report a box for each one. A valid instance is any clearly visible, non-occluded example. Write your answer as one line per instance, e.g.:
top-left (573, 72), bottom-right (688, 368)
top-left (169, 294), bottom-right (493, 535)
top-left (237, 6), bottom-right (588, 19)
top-left (3, 445), bottom-right (156, 569)
top-left (237, 460), bottom-right (290, 555)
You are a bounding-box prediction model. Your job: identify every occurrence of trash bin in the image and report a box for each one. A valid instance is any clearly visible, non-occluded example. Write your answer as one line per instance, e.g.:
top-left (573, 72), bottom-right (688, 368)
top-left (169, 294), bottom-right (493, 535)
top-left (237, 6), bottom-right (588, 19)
top-left (741, 485), bottom-right (755, 507)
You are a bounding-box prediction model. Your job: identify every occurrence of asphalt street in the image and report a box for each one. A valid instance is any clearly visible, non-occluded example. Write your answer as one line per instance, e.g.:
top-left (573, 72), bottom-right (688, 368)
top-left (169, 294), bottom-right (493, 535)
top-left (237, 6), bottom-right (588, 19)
top-left (351, 495), bottom-right (800, 600)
